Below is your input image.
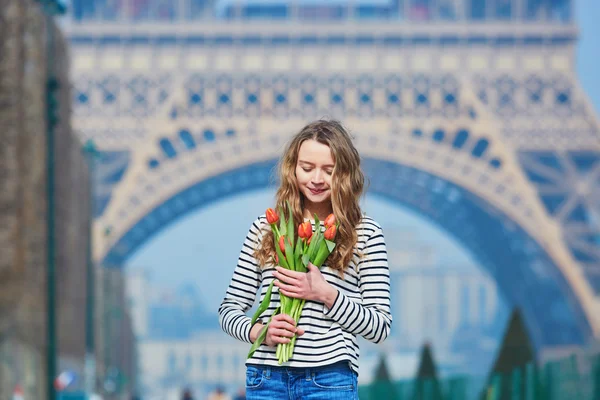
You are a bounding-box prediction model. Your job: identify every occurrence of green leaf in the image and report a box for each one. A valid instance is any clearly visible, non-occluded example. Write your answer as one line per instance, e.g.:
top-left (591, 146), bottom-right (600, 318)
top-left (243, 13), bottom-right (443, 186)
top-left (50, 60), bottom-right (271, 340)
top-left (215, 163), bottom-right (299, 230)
top-left (294, 234), bottom-right (304, 259)
top-left (325, 239), bottom-right (336, 253)
top-left (296, 255), bottom-right (306, 273)
top-left (310, 235), bottom-right (323, 260)
top-left (302, 253), bottom-right (310, 267)
top-left (247, 306), bottom-right (280, 359)
top-left (275, 244), bottom-right (289, 269)
top-left (247, 322), bottom-right (268, 359)
top-left (284, 236), bottom-right (295, 271)
top-left (313, 213), bottom-right (320, 226)
top-left (307, 216), bottom-right (322, 259)
top-left (250, 280), bottom-right (274, 326)
top-left (279, 206), bottom-right (287, 236)
top-left (313, 241), bottom-right (331, 267)
top-left (286, 200), bottom-right (294, 251)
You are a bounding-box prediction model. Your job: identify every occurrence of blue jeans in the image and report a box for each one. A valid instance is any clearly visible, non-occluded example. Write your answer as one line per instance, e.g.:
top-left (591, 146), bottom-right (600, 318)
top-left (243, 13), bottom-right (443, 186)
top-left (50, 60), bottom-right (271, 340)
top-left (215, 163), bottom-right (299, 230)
top-left (245, 361), bottom-right (358, 400)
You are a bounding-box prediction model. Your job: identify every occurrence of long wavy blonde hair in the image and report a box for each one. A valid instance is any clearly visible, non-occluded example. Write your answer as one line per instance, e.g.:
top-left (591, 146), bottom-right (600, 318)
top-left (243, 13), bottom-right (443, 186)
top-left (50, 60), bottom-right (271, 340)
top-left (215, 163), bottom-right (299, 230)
top-left (255, 120), bottom-right (365, 273)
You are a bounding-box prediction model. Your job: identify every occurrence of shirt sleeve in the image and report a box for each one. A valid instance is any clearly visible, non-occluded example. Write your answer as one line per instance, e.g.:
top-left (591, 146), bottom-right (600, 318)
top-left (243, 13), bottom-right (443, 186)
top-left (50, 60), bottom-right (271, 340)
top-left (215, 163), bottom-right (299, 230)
top-left (218, 217), bottom-right (265, 343)
top-left (323, 224), bottom-right (392, 344)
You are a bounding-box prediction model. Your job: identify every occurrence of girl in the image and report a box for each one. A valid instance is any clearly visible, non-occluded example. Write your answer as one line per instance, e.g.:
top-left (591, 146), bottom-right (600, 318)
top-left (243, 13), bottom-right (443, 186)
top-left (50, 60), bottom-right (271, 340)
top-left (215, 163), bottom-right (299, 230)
top-left (218, 120), bottom-right (392, 400)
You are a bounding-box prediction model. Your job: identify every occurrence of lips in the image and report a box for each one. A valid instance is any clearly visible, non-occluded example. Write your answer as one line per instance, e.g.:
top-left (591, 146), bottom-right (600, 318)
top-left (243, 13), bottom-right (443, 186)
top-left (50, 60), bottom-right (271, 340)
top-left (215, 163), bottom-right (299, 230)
top-left (309, 188), bottom-right (326, 195)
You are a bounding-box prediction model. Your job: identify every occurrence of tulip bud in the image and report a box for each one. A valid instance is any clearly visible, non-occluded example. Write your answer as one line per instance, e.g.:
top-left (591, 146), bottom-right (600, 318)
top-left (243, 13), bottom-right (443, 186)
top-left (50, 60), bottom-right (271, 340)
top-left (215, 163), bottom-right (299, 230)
top-left (275, 254), bottom-right (279, 265)
top-left (298, 221), bottom-right (312, 239)
top-left (279, 235), bottom-right (286, 253)
top-left (305, 225), bottom-right (313, 240)
top-left (324, 214), bottom-right (336, 228)
top-left (324, 225), bottom-right (336, 241)
top-left (266, 208), bottom-right (279, 224)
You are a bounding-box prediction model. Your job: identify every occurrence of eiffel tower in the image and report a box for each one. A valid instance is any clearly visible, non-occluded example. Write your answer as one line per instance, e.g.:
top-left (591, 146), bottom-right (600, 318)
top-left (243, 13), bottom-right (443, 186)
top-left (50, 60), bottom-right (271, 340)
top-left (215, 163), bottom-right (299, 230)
top-left (64, 0), bottom-right (599, 358)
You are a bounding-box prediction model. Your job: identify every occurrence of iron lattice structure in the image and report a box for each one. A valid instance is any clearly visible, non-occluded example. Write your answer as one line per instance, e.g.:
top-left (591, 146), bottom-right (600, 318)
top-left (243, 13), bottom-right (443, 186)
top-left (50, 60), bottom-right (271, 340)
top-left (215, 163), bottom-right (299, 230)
top-left (63, 1), bottom-right (600, 353)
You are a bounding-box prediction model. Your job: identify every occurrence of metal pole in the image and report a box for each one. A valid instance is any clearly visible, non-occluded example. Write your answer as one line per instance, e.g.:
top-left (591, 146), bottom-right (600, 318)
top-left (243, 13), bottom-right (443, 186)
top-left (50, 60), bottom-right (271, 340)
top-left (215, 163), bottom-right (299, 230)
top-left (39, 2), bottom-right (66, 399)
top-left (85, 152), bottom-right (96, 396)
top-left (45, 19), bottom-right (57, 400)
top-left (82, 139), bottom-right (99, 396)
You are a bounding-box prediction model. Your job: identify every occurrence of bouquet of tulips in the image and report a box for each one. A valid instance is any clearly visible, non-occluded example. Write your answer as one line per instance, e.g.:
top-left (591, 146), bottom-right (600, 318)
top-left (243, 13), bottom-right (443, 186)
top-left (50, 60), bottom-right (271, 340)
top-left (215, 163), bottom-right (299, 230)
top-left (247, 201), bottom-right (338, 363)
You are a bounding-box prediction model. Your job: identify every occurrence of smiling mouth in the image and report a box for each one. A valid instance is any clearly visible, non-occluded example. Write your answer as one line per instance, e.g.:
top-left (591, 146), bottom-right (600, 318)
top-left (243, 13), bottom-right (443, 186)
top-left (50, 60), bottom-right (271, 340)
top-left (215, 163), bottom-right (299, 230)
top-left (309, 188), bottom-right (326, 195)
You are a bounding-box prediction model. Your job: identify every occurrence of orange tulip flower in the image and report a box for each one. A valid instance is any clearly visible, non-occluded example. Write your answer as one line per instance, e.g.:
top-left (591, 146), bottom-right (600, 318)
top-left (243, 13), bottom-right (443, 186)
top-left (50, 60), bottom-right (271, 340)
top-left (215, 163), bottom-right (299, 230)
top-left (266, 208), bottom-right (279, 224)
top-left (279, 235), bottom-right (286, 253)
top-left (324, 213), bottom-right (336, 228)
top-left (297, 221), bottom-right (313, 240)
top-left (324, 225), bottom-right (337, 241)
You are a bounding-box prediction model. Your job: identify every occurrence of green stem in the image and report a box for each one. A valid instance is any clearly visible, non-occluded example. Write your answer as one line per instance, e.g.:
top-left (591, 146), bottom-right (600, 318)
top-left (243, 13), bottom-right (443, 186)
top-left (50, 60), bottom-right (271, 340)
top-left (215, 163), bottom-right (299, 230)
top-left (286, 298), bottom-right (306, 361)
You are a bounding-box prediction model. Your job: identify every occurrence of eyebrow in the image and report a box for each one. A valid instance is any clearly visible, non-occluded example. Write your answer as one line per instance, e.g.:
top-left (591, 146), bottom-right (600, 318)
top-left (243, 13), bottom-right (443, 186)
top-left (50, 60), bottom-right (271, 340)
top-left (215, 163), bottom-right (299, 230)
top-left (298, 160), bottom-right (335, 168)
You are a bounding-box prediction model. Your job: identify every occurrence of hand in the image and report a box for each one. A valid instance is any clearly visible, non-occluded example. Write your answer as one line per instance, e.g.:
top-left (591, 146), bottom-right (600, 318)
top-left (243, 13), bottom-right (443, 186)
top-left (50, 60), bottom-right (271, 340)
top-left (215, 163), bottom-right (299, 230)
top-left (251, 313), bottom-right (304, 347)
top-left (273, 263), bottom-right (338, 307)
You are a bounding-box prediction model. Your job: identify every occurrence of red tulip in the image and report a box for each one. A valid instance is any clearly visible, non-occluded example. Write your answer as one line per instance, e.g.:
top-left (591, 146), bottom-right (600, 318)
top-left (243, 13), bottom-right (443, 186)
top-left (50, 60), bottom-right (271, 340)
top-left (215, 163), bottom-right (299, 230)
top-left (275, 254), bottom-right (279, 265)
top-left (324, 213), bottom-right (336, 228)
top-left (298, 221), bottom-right (313, 240)
top-left (266, 208), bottom-right (279, 224)
top-left (279, 235), bottom-right (286, 253)
top-left (324, 225), bottom-right (337, 241)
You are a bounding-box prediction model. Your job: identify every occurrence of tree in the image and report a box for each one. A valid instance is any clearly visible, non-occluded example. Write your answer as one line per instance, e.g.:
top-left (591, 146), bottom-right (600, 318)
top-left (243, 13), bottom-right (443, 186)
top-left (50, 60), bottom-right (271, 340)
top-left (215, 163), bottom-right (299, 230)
top-left (369, 353), bottom-right (399, 400)
top-left (481, 308), bottom-right (536, 400)
top-left (412, 342), bottom-right (443, 400)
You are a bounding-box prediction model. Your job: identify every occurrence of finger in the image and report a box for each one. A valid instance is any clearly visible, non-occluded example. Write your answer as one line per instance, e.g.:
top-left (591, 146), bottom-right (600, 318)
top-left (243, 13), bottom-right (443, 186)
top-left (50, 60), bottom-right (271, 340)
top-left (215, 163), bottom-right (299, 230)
top-left (271, 328), bottom-right (295, 338)
top-left (271, 335), bottom-right (291, 345)
top-left (277, 287), bottom-right (302, 299)
top-left (274, 281), bottom-right (301, 294)
top-left (271, 322), bottom-right (298, 334)
top-left (306, 262), bottom-right (319, 272)
top-left (273, 271), bottom-right (300, 285)
top-left (266, 334), bottom-right (290, 347)
top-left (275, 266), bottom-right (304, 280)
top-left (295, 326), bottom-right (305, 336)
top-left (272, 313), bottom-right (299, 327)
top-left (273, 311), bottom-right (296, 323)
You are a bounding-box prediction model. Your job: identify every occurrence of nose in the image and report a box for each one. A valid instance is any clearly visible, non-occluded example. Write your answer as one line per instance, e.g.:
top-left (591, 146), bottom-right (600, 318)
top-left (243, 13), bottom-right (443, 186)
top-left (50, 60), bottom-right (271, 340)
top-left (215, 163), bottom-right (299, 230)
top-left (312, 169), bottom-right (324, 184)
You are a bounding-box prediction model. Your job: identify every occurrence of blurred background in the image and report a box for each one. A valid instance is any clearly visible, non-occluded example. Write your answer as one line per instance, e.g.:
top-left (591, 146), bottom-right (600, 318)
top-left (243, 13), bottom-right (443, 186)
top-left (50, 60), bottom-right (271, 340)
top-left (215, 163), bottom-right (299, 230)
top-left (0, 0), bottom-right (599, 399)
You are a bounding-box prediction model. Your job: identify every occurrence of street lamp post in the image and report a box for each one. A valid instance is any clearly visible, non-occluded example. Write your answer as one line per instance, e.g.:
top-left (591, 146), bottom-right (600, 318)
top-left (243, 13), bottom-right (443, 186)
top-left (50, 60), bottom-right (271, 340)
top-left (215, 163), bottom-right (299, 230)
top-left (40, 1), bottom-right (66, 400)
top-left (82, 139), bottom-right (101, 396)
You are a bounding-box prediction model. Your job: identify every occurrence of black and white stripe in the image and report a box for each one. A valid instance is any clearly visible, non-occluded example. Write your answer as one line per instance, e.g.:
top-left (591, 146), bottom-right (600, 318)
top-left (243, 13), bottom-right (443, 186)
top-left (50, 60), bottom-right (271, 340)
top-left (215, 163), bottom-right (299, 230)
top-left (218, 214), bottom-right (392, 375)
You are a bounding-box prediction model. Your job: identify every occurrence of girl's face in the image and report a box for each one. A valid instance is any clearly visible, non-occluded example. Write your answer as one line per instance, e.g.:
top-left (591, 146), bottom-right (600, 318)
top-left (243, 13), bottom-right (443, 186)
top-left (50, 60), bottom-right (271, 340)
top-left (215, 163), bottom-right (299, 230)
top-left (295, 139), bottom-right (334, 207)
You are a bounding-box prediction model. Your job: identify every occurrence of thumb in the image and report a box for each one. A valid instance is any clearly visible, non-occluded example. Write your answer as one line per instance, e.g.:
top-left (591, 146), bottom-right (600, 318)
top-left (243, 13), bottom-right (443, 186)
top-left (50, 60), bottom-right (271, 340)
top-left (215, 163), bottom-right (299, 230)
top-left (296, 326), bottom-right (305, 336)
top-left (307, 262), bottom-right (319, 272)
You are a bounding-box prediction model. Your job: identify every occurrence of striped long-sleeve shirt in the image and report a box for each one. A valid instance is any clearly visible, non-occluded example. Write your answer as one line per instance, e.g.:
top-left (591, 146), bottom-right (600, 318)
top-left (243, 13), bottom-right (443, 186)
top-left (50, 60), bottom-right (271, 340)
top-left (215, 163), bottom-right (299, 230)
top-left (218, 214), bottom-right (392, 375)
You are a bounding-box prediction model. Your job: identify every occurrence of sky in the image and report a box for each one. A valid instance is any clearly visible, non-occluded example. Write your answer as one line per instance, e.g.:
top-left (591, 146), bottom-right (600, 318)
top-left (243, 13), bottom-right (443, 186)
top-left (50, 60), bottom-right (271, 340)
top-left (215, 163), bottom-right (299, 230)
top-left (576, 0), bottom-right (600, 111)
top-left (126, 0), bottom-right (600, 312)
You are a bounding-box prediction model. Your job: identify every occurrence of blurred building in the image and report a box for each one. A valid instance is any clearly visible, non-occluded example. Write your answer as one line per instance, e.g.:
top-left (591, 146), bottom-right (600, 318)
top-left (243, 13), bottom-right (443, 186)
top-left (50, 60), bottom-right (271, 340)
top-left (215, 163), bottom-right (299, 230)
top-left (125, 274), bottom-right (242, 396)
top-left (67, 0), bottom-right (572, 22)
top-left (138, 333), bottom-right (248, 398)
top-left (369, 228), bottom-right (506, 377)
top-left (391, 264), bottom-right (500, 352)
top-left (126, 269), bottom-right (152, 339)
